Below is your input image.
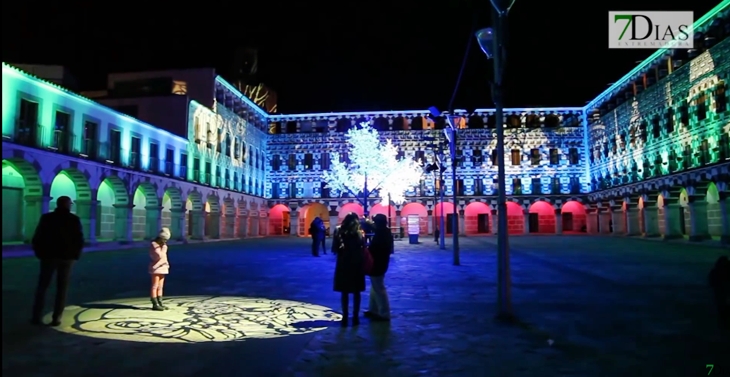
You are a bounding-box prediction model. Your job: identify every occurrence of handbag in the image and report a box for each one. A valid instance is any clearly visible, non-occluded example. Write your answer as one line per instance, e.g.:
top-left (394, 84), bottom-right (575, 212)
top-left (362, 241), bottom-right (374, 275)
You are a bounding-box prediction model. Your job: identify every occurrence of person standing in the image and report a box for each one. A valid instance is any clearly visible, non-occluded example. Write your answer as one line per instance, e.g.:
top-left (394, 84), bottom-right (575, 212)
top-left (149, 228), bottom-right (172, 311)
top-left (309, 217), bottom-right (327, 257)
top-left (332, 213), bottom-right (366, 327)
top-left (365, 214), bottom-right (393, 321)
top-left (31, 196), bottom-right (84, 326)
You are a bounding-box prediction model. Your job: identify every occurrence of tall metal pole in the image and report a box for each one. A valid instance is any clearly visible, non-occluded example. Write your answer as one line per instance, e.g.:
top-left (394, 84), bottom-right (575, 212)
top-left (388, 193), bottom-right (392, 228)
top-left (450, 128), bottom-right (460, 266)
top-left (493, 9), bottom-right (512, 319)
top-left (439, 169), bottom-right (446, 250)
top-left (363, 173), bottom-right (369, 217)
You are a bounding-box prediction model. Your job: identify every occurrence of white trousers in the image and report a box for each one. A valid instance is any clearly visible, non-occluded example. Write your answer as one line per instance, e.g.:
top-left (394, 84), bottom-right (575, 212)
top-left (368, 275), bottom-right (391, 318)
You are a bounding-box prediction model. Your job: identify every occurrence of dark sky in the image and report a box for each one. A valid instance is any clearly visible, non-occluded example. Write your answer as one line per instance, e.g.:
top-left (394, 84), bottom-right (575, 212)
top-left (1, 0), bottom-right (721, 114)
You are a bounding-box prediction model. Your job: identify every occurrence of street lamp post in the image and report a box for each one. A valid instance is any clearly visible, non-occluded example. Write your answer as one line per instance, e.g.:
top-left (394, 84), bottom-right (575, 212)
top-left (426, 141), bottom-right (447, 250)
top-left (476, 0), bottom-right (516, 321)
top-left (429, 107), bottom-right (460, 265)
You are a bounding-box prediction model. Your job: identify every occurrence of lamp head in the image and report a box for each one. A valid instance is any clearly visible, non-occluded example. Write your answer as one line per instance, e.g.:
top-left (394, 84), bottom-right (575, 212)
top-left (475, 28), bottom-right (495, 59)
top-left (428, 106), bottom-right (441, 118)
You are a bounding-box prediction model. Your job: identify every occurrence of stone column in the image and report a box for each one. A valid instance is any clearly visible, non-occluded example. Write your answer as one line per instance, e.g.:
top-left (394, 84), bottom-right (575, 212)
top-left (642, 205), bottom-right (660, 237)
top-left (427, 214), bottom-right (433, 235)
top-left (491, 209), bottom-right (499, 235)
top-left (554, 209), bottom-right (563, 234)
top-left (610, 208), bottom-right (625, 235)
top-left (112, 203), bottom-right (134, 243)
top-left (238, 212), bottom-right (249, 238)
top-left (662, 202), bottom-right (683, 239)
top-left (523, 210), bottom-right (530, 234)
top-left (169, 208), bottom-right (187, 241)
top-left (599, 209), bottom-right (611, 234)
top-left (719, 198), bottom-right (730, 245)
top-left (687, 199), bottom-right (711, 242)
top-left (208, 212), bottom-right (221, 239)
top-left (625, 207), bottom-right (640, 236)
top-left (330, 216), bottom-right (338, 236)
top-left (224, 213), bottom-right (237, 238)
top-left (250, 213), bottom-right (260, 236)
top-left (145, 205), bottom-right (163, 240)
top-left (23, 195), bottom-right (51, 243)
top-left (290, 212), bottom-right (299, 236)
top-left (189, 210), bottom-right (206, 240)
top-left (586, 208), bottom-right (598, 234)
top-left (458, 211), bottom-right (465, 236)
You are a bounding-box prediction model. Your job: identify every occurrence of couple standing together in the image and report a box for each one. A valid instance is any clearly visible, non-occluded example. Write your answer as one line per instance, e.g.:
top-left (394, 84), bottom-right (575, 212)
top-left (332, 213), bottom-right (393, 326)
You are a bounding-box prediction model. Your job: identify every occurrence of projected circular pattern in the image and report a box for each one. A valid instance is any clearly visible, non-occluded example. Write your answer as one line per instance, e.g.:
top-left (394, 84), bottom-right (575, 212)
top-left (48, 296), bottom-right (341, 343)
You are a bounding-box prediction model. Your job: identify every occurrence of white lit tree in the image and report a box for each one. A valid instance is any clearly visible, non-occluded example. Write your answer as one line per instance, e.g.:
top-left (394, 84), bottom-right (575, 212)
top-left (322, 122), bottom-right (424, 216)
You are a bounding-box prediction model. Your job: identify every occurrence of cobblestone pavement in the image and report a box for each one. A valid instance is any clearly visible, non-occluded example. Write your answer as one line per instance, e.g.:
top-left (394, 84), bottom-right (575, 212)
top-left (3, 236), bottom-right (728, 377)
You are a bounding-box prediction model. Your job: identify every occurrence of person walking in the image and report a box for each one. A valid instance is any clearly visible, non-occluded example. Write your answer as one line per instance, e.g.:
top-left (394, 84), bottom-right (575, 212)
top-left (309, 217), bottom-right (327, 257)
top-left (150, 228), bottom-right (172, 311)
top-left (332, 213), bottom-right (366, 327)
top-left (30, 196), bottom-right (84, 326)
top-left (364, 214), bottom-right (393, 321)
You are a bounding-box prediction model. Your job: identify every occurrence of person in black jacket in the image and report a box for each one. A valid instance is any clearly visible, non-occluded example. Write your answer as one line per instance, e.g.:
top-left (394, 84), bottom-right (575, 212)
top-left (332, 213), bottom-right (366, 327)
top-left (364, 214), bottom-right (393, 321)
top-left (709, 255), bottom-right (730, 332)
top-left (309, 217), bottom-right (327, 257)
top-left (30, 196), bottom-right (84, 326)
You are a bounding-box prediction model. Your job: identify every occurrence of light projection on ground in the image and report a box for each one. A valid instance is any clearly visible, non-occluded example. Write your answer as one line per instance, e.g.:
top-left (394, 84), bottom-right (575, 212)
top-left (48, 296), bottom-right (342, 343)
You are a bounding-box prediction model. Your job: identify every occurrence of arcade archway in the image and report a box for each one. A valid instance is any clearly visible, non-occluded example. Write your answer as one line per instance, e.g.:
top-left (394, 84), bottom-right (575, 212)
top-left (2, 158), bottom-right (43, 243)
top-left (269, 204), bottom-right (290, 235)
top-left (299, 203), bottom-right (330, 237)
top-left (561, 201), bottom-right (586, 232)
top-left (505, 201), bottom-right (524, 234)
top-left (401, 202), bottom-right (428, 235)
top-left (464, 202), bottom-right (491, 235)
top-left (528, 201), bottom-right (554, 234)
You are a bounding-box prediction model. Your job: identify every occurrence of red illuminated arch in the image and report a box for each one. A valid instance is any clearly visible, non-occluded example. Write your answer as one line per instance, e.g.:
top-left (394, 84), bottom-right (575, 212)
top-left (464, 202), bottom-right (492, 235)
top-left (528, 201), bottom-right (555, 234)
top-left (268, 204), bottom-right (290, 235)
top-left (561, 201), bottom-right (586, 233)
top-left (339, 202), bottom-right (364, 219)
top-left (505, 201), bottom-right (524, 234)
top-left (400, 202), bottom-right (428, 235)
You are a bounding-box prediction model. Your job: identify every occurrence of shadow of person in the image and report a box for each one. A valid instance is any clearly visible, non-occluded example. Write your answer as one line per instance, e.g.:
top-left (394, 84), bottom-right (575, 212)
top-left (79, 303), bottom-right (143, 310)
top-left (290, 320), bottom-right (337, 329)
top-left (367, 320), bottom-right (392, 351)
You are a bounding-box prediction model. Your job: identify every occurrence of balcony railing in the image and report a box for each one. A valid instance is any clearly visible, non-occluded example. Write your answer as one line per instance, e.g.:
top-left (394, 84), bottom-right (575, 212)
top-left (149, 158), bottom-right (160, 173)
top-left (180, 166), bottom-right (188, 179)
top-left (10, 122), bottom-right (44, 147)
top-left (193, 170), bottom-right (200, 182)
top-left (165, 161), bottom-right (174, 175)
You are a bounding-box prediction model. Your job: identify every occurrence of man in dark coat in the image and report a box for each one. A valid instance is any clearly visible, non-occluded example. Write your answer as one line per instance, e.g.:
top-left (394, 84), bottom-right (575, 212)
top-left (309, 217), bottom-right (327, 257)
top-left (709, 256), bottom-right (730, 332)
top-left (31, 196), bottom-right (84, 326)
top-left (364, 214), bottom-right (393, 321)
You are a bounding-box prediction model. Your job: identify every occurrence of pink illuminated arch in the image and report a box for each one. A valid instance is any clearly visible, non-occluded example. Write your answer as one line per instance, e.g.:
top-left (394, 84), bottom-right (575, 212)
top-left (369, 203), bottom-right (396, 226)
top-left (268, 204), bottom-right (290, 236)
top-left (464, 202), bottom-right (492, 235)
top-left (339, 202), bottom-right (364, 219)
top-left (528, 201), bottom-right (555, 234)
top-left (505, 201), bottom-right (525, 234)
top-left (561, 201), bottom-right (587, 232)
top-left (400, 202), bottom-right (428, 235)
top-left (433, 201), bottom-right (454, 217)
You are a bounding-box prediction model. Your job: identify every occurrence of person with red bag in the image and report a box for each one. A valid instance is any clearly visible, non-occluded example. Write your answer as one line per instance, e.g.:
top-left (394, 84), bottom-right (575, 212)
top-left (332, 213), bottom-right (367, 327)
top-left (364, 214), bottom-right (393, 321)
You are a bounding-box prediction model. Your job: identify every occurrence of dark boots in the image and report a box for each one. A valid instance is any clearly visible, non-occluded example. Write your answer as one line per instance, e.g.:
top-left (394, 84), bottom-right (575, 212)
top-left (151, 297), bottom-right (165, 311)
top-left (157, 296), bottom-right (168, 310)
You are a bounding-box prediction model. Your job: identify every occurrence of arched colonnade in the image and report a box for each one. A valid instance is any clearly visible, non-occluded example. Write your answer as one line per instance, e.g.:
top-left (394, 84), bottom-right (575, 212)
top-left (267, 199), bottom-right (589, 237)
top-left (1, 158), bottom-right (267, 244)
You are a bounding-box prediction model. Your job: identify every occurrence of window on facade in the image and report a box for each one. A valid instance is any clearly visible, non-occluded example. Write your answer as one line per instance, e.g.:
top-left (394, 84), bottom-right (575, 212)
top-left (720, 134), bottom-right (730, 160)
top-left (225, 169), bottom-right (230, 188)
top-left (569, 148), bottom-right (580, 165)
top-left (109, 129), bottom-right (122, 163)
top-left (549, 148), bottom-right (559, 165)
top-left (570, 177), bottom-right (581, 194)
top-left (682, 145), bottom-right (692, 169)
top-left (414, 150), bottom-right (426, 163)
top-left (80, 121), bottom-right (98, 158)
top-left (193, 157), bottom-right (201, 182)
top-left (130, 136), bottom-right (141, 169)
top-left (715, 81), bottom-right (727, 114)
top-left (665, 107), bottom-right (675, 132)
top-left (303, 153), bottom-right (313, 169)
top-left (512, 178), bottom-right (522, 195)
top-left (289, 182), bottom-right (297, 198)
top-left (271, 182), bottom-right (279, 199)
top-left (18, 99), bottom-right (40, 146)
top-left (510, 149), bottom-right (521, 165)
top-left (340, 153), bottom-right (349, 163)
top-left (455, 179), bottom-right (464, 196)
top-left (205, 162), bottom-right (212, 184)
top-left (492, 178), bottom-right (500, 196)
top-left (651, 116), bottom-right (661, 138)
top-left (530, 149), bottom-right (540, 165)
top-left (699, 139), bottom-right (710, 165)
top-left (180, 153), bottom-right (188, 178)
top-left (165, 148), bottom-right (174, 175)
top-left (52, 111), bottom-right (71, 152)
top-left (149, 142), bottom-right (159, 172)
top-left (232, 172), bottom-right (238, 191)
top-left (320, 181), bottom-right (330, 198)
top-left (696, 93), bottom-right (707, 121)
top-left (603, 143), bottom-right (609, 157)
top-left (320, 153), bottom-right (330, 170)
top-left (638, 121), bottom-right (647, 143)
top-left (551, 177), bottom-right (561, 194)
top-left (678, 105), bottom-right (689, 127)
top-left (272, 154), bottom-right (281, 170)
top-left (491, 150), bottom-right (499, 166)
top-left (287, 154), bottom-right (297, 170)
top-left (474, 178), bottom-right (483, 195)
top-left (531, 178), bottom-right (542, 194)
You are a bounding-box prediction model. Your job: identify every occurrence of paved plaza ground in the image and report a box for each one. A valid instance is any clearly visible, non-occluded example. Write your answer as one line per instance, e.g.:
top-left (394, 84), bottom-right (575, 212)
top-left (2, 236), bottom-right (729, 377)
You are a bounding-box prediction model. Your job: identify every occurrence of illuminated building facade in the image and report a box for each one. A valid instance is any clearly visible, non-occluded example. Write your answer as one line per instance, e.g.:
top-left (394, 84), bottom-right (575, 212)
top-left (2, 4), bottom-right (728, 247)
top-left (584, 5), bottom-right (730, 243)
top-left (2, 63), bottom-right (268, 246)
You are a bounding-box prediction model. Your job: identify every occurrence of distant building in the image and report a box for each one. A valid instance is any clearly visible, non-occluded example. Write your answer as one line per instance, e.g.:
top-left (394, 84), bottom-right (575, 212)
top-left (2, 4), bottom-right (728, 246)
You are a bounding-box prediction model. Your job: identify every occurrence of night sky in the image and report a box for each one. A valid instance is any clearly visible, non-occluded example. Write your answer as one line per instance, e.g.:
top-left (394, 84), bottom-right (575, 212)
top-left (1, 0), bottom-right (721, 114)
